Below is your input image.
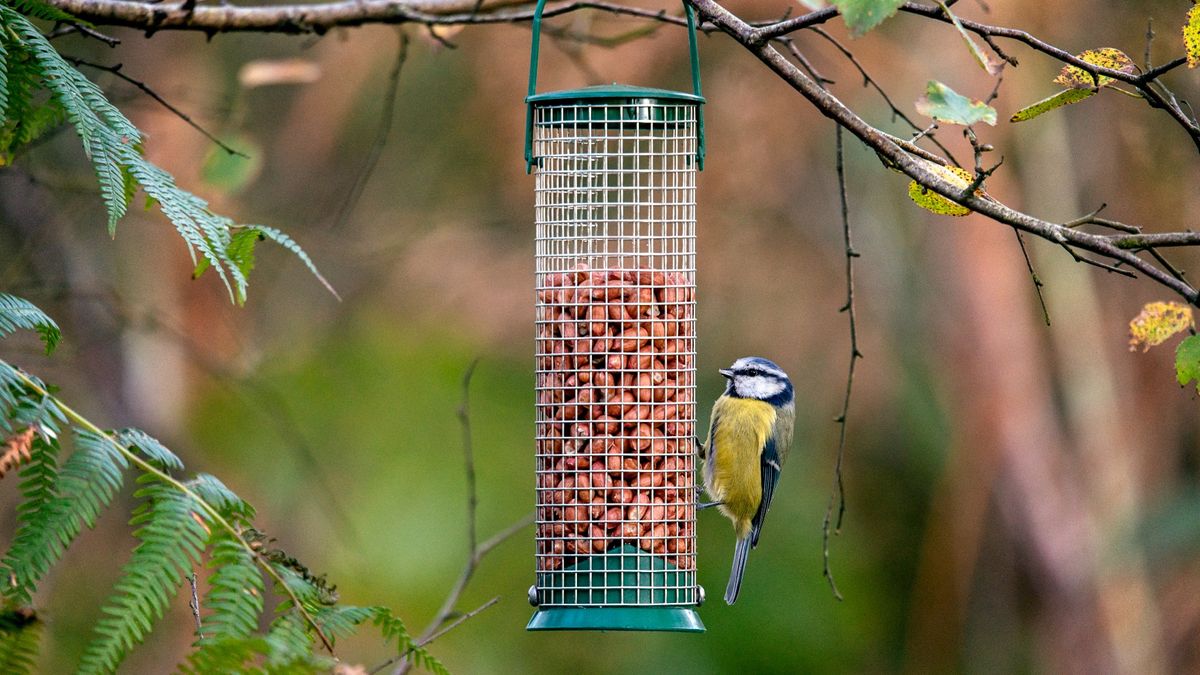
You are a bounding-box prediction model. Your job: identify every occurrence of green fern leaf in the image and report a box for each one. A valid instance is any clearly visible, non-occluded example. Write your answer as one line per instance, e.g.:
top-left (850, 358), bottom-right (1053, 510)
top-left (0, 7), bottom-right (332, 304)
top-left (188, 472), bottom-right (255, 521)
top-left (370, 607), bottom-right (447, 675)
top-left (78, 478), bottom-right (210, 674)
top-left (1, 429), bottom-right (127, 606)
top-left (0, 608), bottom-right (41, 675)
top-left (264, 613), bottom-right (318, 666)
top-left (0, 40), bottom-right (9, 122)
top-left (116, 428), bottom-right (184, 472)
top-left (252, 226), bottom-right (340, 301)
top-left (197, 533), bottom-right (264, 644)
top-left (0, 294), bottom-right (61, 354)
top-left (5, 0), bottom-right (79, 24)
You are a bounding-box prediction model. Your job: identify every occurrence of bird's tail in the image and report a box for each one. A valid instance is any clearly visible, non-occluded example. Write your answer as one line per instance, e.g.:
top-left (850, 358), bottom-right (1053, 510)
top-left (725, 535), bottom-right (752, 605)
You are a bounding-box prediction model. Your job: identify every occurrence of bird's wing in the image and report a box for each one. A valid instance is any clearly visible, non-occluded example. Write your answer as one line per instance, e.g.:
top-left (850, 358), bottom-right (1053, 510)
top-left (701, 407), bottom-right (720, 491)
top-left (750, 434), bottom-right (780, 548)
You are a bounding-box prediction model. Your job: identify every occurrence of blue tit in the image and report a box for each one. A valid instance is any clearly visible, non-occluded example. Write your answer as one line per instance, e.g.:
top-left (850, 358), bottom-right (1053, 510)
top-left (701, 356), bottom-right (795, 605)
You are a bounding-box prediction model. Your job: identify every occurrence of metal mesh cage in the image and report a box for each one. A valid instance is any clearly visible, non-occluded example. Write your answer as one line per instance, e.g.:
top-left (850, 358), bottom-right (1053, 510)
top-left (531, 99), bottom-right (700, 621)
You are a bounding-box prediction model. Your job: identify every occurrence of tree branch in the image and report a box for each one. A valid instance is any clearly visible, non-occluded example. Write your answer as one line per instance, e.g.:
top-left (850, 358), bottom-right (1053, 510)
top-left (688, 0), bottom-right (1200, 306)
top-left (40, 0), bottom-right (687, 35)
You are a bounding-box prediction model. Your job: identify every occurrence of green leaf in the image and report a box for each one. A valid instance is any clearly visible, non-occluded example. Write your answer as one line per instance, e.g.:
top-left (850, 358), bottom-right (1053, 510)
top-left (907, 162), bottom-right (974, 217)
top-left (1009, 88), bottom-right (1095, 122)
top-left (1185, 4), bottom-right (1200, 69)
top-left (1177, 335), bottom-right (1200, 393)
top-left (1054, 48), bottom-right (1136, 89)
top-left (834, 0), bottom-right (904, 36)
top-left (0, 294), bottom-right (61, 355)
top-left (935, 1), bottom-right (1003, 75)
top-left (200, 134), bottom-right (262, 195)
top-left (914, 80), bottom-right (996, 126)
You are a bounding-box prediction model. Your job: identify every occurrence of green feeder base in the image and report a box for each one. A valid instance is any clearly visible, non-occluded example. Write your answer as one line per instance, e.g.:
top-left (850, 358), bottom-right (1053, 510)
top-left (527, 545), bottom-right (704, 632)
top-left (527, 606), bottom-right (704, 632)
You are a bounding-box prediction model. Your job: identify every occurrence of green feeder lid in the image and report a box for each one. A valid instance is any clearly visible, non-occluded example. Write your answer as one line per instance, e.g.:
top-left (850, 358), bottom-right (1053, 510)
top-left (528, 85), bottom-right (704, 128)
top-left (527, 84), bottom-right (705, 106)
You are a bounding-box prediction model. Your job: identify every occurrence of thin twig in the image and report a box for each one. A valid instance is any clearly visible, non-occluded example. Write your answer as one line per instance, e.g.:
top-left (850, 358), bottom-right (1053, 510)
top-left (1141, 247), bottom-right (1192, 290)
top-left (822, 124), bottom-right (857, 603)
top-left (460, 358), bottom-right (480, 562)
top-left (1143, 17), bottom-right (1154, 72)
top-left (1056, 243), bottom-right (1137, 278)
top-left (369, 597), bottom-right (500, 675)
top-left (46, 21), bottom-right (121, 45)
top-left (415, 596), bottom-right (499, 649)
top-left (807, 26), bottom-right (961, 166)
top-left (1013, 230), bottom-right (1050, 326)
top-left (391, 358), bottom-right (532, 675)
top-left (67, 57), bottom-right (247, 158)
top-left (331, 30), bottom-right (409, 230)
top-left (188, 571), bottom-right (204, 639)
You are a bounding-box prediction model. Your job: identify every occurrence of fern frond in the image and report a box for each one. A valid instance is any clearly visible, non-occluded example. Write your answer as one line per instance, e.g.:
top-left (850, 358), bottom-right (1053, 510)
top-left (252, 226), bottom-right (340, 301)
top-left (314, 605), bottom-right (373, 643)
top-left (266, 613), bottom-right (342, 672)
top-left (188, 472), bottom-right (255, 521)
top-left (1, 428), bottom-right (127, 606)
top-left (369, 607), bottom-right (447, 675)
top-left (197, 533), bottom-right (263, 644)
top-left (0, 608), bottom-right (41, 675)
top-left (0, 294), bottom-right (60, 354)
top-left (116, 428), bottom-right (183, 472)
top-left (0, 40), bottom-right (9, 122)
top-left (5, 0), bottom-right (79, 24)
top-left (78, 478), bottom-right (210, 674)
top-left (0, 50), bottom-right (62, 164)
top-left (0, 7), bottom-right (333, 304)
top-left (1, 47), bottom-right (37, 133)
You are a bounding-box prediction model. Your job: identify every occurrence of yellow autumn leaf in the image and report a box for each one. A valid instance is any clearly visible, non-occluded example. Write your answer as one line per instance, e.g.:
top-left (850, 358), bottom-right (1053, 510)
top-left (1053, 48), bottom-right (1136, 89)
top-left (907, 163), bottom-right (975, 217)
top-left (1128, 301), bottom-right (1195, 352)
top-left (1186, 4), bottom-right (1200, 69)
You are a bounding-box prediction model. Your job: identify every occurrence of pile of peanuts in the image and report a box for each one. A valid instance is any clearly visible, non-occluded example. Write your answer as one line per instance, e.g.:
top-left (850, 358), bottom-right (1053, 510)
top-left (535, 264), bottom-right (696, 573)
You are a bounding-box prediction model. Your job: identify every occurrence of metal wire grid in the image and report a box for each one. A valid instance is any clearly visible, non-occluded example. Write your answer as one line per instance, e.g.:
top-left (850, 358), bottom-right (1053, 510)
top-left (532, 102), bottom-right (699, 607)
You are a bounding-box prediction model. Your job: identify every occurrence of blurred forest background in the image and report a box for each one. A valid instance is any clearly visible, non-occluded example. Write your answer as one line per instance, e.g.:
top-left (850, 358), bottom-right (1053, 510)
top-left (3, 0), bottom-right (1200, 672)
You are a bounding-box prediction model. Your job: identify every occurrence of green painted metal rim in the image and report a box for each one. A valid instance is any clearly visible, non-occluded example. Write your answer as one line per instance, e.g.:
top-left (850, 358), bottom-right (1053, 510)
top-left (527, 607), bottom-right (705, 632)
top-left (527, 84), bottom-right (705, 105)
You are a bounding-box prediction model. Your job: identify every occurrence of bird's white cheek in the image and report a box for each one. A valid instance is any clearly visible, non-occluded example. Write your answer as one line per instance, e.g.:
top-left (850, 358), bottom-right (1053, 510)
top-left (739, 377), bottom-right (785, 399)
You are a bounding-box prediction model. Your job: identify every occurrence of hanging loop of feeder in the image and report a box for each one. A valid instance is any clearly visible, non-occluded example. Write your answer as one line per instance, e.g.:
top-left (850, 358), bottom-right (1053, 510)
top-left (523, 0), bottom-right (706, 172)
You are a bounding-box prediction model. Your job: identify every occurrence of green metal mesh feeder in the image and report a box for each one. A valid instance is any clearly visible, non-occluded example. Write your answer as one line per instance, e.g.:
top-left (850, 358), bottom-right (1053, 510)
top-left (526, 0), bottom-right (706, 633)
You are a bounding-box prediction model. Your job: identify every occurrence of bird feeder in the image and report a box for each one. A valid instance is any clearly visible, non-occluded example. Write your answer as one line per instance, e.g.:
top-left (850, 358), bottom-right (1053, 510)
top-left (526, 0), bottom-right (706, 633)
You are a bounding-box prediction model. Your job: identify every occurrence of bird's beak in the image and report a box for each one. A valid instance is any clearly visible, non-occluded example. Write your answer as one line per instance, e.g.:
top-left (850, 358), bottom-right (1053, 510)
top-left (719, 368), bottom-right (733, 378)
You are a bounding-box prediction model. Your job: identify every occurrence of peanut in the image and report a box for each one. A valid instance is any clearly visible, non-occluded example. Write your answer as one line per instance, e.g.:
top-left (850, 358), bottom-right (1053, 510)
top-left (536, 265), bottom-right (698, 566)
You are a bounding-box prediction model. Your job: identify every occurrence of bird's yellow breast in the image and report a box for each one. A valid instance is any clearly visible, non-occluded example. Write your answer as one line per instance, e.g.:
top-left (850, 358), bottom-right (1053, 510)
top-left (705, 396), bottom-right (776, 538)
